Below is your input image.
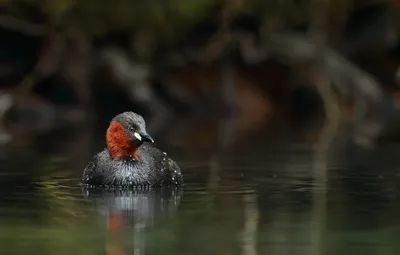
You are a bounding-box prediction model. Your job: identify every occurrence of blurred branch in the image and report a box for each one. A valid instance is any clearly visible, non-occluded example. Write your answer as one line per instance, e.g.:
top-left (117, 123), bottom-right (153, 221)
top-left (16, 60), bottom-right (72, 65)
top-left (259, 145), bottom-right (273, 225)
top-left (0, 14), bottom-right (46, 35)
top-left (265, 34), bottom-right (346, 88)
top-left (327, 0), bottom-right (350, 46)
top-left (308, 0), bottom-right (341, 151)
top-left (308, 3), bottom-right (330, 251)
top-left (265, 32), bottom-right (389, 144)
top-left (0, 92), bottom-right (12, 143)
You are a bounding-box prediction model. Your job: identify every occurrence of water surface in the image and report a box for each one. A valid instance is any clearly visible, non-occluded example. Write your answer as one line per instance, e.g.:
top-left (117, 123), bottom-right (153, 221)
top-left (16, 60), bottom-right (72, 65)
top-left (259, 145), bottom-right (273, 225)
top-left (0, 127), bottom-right (399, 255)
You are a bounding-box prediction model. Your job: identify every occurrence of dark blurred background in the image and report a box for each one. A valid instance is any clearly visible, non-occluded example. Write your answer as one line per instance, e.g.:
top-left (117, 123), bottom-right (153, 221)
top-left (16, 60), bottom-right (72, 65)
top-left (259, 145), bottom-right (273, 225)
top-left (1, 1), bottom-right (400, 255)
top-left (1, 0), bottom-right (400, 147)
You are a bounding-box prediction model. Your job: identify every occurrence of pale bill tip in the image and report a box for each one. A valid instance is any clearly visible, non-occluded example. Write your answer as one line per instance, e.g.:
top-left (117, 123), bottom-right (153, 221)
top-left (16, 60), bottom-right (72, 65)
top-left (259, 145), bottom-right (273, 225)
top-left (134, 132), bottom-right (142, 141)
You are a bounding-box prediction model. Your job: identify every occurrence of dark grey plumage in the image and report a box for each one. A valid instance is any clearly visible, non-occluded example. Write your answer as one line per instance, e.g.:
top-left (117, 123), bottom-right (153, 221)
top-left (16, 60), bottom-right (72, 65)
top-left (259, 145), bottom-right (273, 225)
top-left (83, 144), bottom-right (183, 187)
top-left (82, 111), bottom-right (183, 187)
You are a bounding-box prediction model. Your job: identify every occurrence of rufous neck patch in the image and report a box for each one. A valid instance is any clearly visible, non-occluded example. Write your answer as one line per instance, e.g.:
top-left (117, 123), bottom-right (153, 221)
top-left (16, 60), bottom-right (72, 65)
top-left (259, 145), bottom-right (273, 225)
top-left (106, 120), bottom-right (138, 160)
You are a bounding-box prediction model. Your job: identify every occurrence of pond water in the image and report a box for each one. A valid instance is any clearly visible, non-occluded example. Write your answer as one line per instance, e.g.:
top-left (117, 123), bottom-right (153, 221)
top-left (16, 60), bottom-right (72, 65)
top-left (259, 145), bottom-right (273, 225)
top-left (0, 124), bottom-right (399, 255)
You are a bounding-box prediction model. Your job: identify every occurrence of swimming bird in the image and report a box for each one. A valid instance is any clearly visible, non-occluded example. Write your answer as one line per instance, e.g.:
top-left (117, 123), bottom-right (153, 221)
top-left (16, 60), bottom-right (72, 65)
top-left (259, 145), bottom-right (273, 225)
top-left (82, 111), bottom-right (183, 187)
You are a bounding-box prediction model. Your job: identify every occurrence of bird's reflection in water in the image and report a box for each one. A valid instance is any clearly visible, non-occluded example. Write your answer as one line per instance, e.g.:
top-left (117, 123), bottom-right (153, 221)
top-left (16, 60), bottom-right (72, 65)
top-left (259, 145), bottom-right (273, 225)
top-left (83, 187), bottom-right (183, 255)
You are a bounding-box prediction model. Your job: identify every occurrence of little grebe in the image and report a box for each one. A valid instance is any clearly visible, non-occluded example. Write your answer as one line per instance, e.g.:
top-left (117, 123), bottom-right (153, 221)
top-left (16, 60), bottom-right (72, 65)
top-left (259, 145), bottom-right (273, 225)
top-left (82, 112), bottom-right (183, 187)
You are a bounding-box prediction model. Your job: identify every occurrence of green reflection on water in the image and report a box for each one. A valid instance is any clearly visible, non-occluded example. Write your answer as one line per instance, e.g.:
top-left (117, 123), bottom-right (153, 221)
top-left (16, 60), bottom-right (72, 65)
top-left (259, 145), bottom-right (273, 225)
top-left (0, 138), bottom-right (400, 255)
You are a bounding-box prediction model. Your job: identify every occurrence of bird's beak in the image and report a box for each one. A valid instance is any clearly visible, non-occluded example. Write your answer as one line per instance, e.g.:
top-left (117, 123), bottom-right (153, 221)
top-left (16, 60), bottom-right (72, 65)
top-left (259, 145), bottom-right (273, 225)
top-left (134, 132), bottom-right (154, 143)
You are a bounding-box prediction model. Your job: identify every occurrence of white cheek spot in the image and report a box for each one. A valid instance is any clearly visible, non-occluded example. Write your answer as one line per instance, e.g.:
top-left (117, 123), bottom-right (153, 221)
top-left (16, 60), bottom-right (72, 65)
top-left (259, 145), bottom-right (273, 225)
top-left (134, 132), bottom-right (142, 141)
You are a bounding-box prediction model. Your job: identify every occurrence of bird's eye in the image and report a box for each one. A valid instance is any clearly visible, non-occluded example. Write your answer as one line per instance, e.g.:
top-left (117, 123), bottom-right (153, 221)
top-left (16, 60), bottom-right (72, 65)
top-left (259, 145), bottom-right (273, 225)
top-left (129, 126), bottom-right (134, 131)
